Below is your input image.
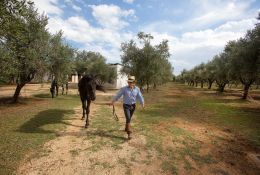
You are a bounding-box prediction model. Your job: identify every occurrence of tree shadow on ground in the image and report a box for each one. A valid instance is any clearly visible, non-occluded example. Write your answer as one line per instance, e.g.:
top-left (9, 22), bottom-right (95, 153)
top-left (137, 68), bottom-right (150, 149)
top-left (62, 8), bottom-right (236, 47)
top-left (0, 96), bottom-right (45, 106)
top-left (0, 97), bottom-right (13, 104)
top-left (17, 109), bottom-right (75, 134)
top-left (207, 97), bottom-right (245, 104)
top-left (33, 93), bottom-right (51, 98)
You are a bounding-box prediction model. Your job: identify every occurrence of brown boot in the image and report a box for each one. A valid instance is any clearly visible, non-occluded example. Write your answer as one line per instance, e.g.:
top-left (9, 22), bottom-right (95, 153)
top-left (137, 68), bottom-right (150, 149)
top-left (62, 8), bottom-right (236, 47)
top-left (124, 123), bottom-right (127, 132)
top-left (126, 123), bottom-right (132, 140)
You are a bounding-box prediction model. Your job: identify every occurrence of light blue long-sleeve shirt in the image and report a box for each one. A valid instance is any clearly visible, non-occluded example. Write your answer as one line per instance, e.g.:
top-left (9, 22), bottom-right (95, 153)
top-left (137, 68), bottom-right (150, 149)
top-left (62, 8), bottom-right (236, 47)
top-left (113, 86), bottom-right (144, 105)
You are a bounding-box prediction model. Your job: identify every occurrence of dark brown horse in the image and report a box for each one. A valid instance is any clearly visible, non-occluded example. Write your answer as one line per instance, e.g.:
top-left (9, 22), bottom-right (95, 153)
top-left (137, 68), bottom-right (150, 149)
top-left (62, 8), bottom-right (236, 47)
top-left (50, 79), bottom-right (58, 98)
top-left (78, 74), bottom-right (105, 128)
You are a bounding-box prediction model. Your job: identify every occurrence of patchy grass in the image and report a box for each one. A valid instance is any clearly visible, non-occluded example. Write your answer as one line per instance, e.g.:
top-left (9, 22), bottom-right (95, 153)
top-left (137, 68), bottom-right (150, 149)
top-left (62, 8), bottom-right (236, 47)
top-left (0, 94), bottom-right (80, 174)
top-left (83, 105), bottom-right (126, 150)
top-left (199, 97), bottom-right (260, 145)
top-left (90, 160), bottom-right (115, 170)
top-left (134, 83), bottom-right (260, 173)
top-left (161, 160), bottom-right (178, 175)
top-left (69, 149), bottom-right (80, 157)
top-left (1, 83), bottom-right (259, 174)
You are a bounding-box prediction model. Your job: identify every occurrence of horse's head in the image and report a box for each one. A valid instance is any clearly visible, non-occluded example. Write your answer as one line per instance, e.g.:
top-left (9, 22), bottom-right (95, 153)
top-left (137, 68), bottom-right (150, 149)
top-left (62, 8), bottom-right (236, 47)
top-left (85, 75), bottom-right (97, 101)
top-left (82, 74), bottom-right (105, 101)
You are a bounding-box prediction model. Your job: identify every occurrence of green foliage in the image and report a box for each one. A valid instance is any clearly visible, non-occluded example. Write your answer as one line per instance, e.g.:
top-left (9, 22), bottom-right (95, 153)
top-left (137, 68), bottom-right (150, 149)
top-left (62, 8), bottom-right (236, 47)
top-left (0, 45), bottom-right (16, 84)
top-left (73, 51), bottom-right (116, 84)
top-left (0, 0), bottom-right (115, 101)
top-left (0, 95), bottom-right (80, 174)
top-left (121, 32), bottom-right (173, 92)
top-left (212, 54), bottom-right (230, 92)
top-left (177, 14), bottom-right (260, 98)
top-left (0, 0), bottom-right (50, 101)
top-left (47, 31), bottom-right (74, 84)
top-left (224, 26), bottom-right (260, 97)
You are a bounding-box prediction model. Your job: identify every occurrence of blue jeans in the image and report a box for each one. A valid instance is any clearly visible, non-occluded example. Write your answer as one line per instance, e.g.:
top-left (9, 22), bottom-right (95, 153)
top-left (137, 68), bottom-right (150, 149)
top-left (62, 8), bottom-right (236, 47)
top-left (123, 104), bottom-right (136, 123)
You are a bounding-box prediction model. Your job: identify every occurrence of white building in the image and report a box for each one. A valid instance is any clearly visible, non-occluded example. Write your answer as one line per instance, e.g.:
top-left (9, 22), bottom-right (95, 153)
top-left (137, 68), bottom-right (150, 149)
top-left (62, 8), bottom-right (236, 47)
top-left (69, 64), bottom-right (128, 89)
top-left (104, 63), bottom-right (128, 89)
top-left (70, 71), bottom-right (79, 83)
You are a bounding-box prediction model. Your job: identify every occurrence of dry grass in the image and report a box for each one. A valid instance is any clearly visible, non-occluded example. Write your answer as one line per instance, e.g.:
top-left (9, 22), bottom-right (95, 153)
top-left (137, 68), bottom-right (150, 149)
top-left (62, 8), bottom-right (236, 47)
top-left (1, 82), bottom-right (260, 175)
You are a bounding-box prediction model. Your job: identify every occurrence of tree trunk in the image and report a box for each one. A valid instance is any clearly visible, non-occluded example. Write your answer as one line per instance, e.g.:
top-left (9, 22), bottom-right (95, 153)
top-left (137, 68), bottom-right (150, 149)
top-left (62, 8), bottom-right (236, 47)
top-left (208, 81), bottom-right (213, 89)
top-left (12, 83), bottom-right (26, 103)
top-left (218, 84), bottom-right (226, 92)
top-left (195, 81), bottom-right (198, 87)
top-left (242, 84), bottom-right (250, 99)
top-left (201, 82), bottom-right (203, 88)
top-left (146, 83), bottom-right (149, 93)
top-left (153, 83), bottom-right (157, 89)
top-left (140, 87), bottom-right (144, 92)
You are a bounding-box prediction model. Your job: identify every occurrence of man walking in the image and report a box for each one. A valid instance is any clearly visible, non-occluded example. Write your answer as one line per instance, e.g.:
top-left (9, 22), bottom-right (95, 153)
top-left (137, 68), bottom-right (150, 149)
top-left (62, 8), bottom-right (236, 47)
top-left (111, 76), bottom-right (144, 140)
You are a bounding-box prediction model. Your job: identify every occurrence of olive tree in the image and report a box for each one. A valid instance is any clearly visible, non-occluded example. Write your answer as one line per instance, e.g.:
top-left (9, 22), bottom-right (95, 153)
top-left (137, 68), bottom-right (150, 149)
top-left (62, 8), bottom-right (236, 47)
top-left (0, 0), bottom-right (49, 102)
top-left (211, 54), bottom-right (230, 92)
top-left (121, 32), bottom-right (173, 92)
top-left (225, 27), bottom-right (260, 99)
top-left (47, 31), bottom-right (75, 91)
top-left (74, 51), bottom-right (116, 84)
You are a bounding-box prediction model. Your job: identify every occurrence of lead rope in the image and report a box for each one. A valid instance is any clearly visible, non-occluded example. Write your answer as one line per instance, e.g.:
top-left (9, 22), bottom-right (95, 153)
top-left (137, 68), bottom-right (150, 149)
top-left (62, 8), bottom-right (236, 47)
top-left (112, 105), bottom-right (119, 121)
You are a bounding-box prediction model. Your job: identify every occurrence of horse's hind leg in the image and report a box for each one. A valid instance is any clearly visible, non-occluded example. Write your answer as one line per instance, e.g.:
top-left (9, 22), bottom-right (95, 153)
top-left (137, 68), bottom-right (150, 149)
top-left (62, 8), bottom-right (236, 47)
top-left (51, 89), bottom-right (54, 98)
top-left (81, 98), bottom-right (86, 120)
top-left (85, 100), bottom-right (91, 128)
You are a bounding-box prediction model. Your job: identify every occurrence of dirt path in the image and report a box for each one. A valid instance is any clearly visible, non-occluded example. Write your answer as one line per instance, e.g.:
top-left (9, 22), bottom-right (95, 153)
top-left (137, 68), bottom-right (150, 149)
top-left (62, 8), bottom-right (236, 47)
top-left (16, 86), bottom-right (260, 175)
top-left (17, 98), bottom-right (161, 175)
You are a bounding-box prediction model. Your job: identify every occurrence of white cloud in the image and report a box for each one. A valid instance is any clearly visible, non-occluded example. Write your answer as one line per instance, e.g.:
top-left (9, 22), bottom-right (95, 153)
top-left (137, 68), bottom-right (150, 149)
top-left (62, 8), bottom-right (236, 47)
top-left (89, 4), bottom-right (136, 30)
top-left (34, 1), bottom-right (137, 63)
top-left (33, 0), bottom-right (259, 75)
top-left (142, 20), bottom-right (180, 34)
top-left (123, 0), bottom-right (135, 4)
top-left (188, 0), bottom-right (255, 29)
top-left (71, 4), bottom-right (82, 12)
top-left (34, 0), bottom-right (63, 15)
top-left (47, 16), bottom-right (134, 62)
top-left (48, 15), bottom-right (256, 74)
top-left (215, 18), bottom-right (257, 32)
top-left (64, 0), bottom-right (82, 12)
top-left (144, 18), bottom-right (257, 75)
top-left (143, 0), bottom-right (256, 33)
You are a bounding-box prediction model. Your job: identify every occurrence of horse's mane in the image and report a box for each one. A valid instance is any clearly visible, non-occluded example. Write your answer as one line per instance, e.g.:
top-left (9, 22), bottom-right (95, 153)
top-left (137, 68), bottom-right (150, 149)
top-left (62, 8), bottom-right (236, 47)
top-left (78, 74), bottom-right (105, 92)
top-left (82, 74), bottom-right (94, 81)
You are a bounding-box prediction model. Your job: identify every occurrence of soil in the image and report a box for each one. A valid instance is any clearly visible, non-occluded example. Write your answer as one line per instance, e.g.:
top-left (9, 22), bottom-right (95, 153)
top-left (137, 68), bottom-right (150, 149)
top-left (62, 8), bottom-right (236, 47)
top-left (17, 101), bottom-right (162, 175)
top-left (1, 84), bottom-right (259, 175)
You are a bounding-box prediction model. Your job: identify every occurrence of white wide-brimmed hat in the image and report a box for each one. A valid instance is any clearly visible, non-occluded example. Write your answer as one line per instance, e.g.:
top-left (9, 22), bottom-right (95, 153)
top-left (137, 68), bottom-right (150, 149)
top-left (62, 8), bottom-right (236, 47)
top-left (127, 76), bottom-right (136, 83)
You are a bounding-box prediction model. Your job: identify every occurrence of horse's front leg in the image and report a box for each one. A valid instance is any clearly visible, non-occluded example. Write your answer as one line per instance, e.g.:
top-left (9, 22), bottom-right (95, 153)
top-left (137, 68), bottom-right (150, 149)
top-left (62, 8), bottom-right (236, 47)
top-left (81, 98), bottom-right (86, 120)
top-left (56, 85), bottom-right (59, 96)
top-left (85, 100), bottom-right (91, 128)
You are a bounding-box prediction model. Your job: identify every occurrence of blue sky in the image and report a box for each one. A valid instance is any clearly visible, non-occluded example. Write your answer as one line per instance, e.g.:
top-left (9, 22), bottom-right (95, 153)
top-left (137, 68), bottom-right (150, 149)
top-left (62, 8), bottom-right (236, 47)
top-left (33, 0), bottom-right (260, 74)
